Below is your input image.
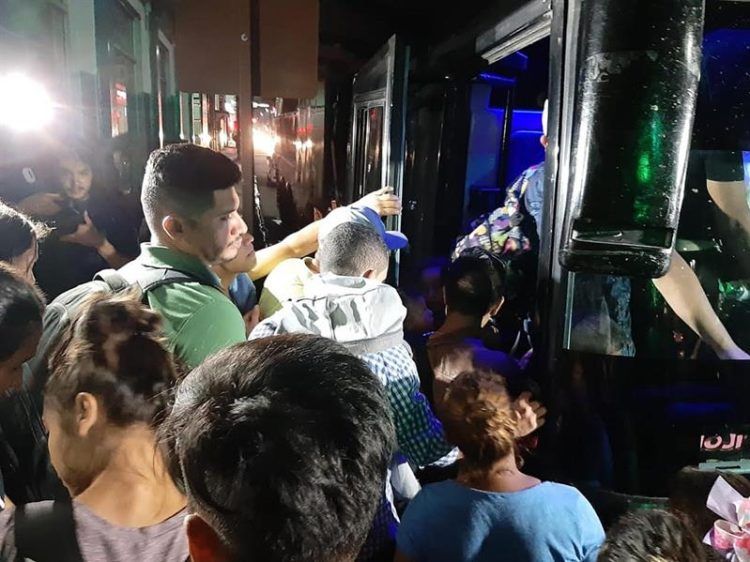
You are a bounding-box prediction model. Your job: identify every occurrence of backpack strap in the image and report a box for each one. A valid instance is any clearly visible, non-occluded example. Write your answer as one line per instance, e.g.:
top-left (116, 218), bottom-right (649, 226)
top-left (13, 501), bottom-right (83, 562)
top-left (137, 267), bottom-right (214, 293)
top-left (94, 269), bottom-right (129, 292)
top-left (95, 265), bottom-right (222, 296)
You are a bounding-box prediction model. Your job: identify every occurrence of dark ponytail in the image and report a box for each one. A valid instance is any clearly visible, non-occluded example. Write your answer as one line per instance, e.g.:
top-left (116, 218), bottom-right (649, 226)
top-left (0, 264), bottom-right (44, 361)
top-left (0, 203), bottom-right (45, 262)
top-left (47, 291), bottom-right (178, 428)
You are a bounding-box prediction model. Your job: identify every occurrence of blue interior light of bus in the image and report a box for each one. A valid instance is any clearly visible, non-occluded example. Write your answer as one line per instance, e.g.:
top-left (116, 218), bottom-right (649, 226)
top-left (478, 73), bottom-right (516, 86)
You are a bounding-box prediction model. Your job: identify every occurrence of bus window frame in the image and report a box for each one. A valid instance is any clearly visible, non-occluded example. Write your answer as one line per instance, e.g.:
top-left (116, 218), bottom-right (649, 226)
top-left (481, 0), bottom-right (750, 376)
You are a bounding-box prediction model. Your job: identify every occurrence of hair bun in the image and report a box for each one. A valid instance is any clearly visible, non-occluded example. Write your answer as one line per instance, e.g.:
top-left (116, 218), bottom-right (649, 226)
top-left (49, 290), bottom-right (178, 429)
top-left (82, 291), bottom-right (162, 343)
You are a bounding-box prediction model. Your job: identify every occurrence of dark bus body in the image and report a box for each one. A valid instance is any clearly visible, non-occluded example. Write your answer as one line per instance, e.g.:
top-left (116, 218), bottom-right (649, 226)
top-left (334, 0), bottom-right (750, 515)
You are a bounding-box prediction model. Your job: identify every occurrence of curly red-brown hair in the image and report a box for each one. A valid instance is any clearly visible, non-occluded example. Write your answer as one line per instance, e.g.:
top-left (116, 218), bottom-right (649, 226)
top-left (442, 370), bottom-right (518, 474)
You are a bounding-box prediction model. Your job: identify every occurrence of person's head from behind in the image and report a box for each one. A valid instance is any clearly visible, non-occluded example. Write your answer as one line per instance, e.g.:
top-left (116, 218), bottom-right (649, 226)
top-left (598, 509), bottom-right (713, 562)
top-left (141, 144), bottom-right (247, 264)
top-left (0, 203), bottom-right (44, 284)
top-left (444, 248), bottom-right (507, 326)
top-left (442, 370), bottom-right (518, 476)
top-left (0, 264), bottom-right (44, 393)
top-left (316, 222), bottom-right (389, 282)
top-left (161, 335), bottom-right (396, 562)
top-left (45, 291), bottom-right (178, 496)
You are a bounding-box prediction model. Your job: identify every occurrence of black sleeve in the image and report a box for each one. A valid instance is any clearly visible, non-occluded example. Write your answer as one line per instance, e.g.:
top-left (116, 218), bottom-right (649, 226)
top-left (704, 151), bottom-right (745, 183)
top-left (0, 169), bottom-right (46, 205)
top-left (88, 195), bottom-right (142, 257)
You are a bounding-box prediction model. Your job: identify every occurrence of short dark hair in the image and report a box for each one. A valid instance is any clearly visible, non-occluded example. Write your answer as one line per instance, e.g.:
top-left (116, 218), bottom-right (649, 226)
top-left (0, 203), bottom-right (45, 262)
top-left (317, 222), bottom-right (388, 276)
top-left (141, 144), bottom-right (242, 230)
top-left (444, 248), bottom-right (506, 316)
top-left (0, 264), bottom-right (44, 362)
top-left (598, 510), bottom-right (711, 562)
top-left (47, 291), bottom-right (179, 428)
top-left (162, 335), bottom-right (395, 562)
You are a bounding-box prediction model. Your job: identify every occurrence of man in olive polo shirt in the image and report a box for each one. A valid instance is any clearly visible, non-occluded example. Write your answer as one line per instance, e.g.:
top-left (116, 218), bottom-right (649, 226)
top-left (120, 144), bottom-right (249, 368)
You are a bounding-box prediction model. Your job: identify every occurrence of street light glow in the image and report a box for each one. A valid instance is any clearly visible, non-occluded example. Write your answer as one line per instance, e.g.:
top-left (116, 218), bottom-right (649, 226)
top-left (253, 129), bottom-right (278, 155)
top-left (0, 73), bottom-right (54, 132)
top-left (199, 132), bottom-right (212, 146)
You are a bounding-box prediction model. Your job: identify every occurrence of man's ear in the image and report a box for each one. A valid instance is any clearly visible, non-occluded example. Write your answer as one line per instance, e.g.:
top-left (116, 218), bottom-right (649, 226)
top-left (162, 215), bottom-right (185, 241)
top-left (481, 297), bottom-right (505, 327)
top-left (363, 268), bottom-right (387, 282)
top-left (488, 297), bottom-right (505, 317)
top-left (74, 393), bottom-right (99, 438)
top-left (186, 514), bottom-right (231, 562)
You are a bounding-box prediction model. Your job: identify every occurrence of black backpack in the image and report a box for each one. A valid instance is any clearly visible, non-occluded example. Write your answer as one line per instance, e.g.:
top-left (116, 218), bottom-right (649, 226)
top-left (8, 501), bottom-right (83, 562)
top-left (27, 264), bottom-right (220, 391)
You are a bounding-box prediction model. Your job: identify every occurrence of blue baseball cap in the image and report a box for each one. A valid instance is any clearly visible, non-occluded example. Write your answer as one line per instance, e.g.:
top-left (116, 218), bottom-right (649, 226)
top-left (319, 206), bottom-right (409, 251)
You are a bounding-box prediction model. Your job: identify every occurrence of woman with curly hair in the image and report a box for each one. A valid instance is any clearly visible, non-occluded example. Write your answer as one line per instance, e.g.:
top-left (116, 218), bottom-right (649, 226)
top-left (395, 370), bottom-right (605, 562)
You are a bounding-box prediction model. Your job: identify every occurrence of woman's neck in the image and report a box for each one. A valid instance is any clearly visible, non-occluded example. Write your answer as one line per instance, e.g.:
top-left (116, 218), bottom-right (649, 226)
top-left (75, 426), bottom-right (186, 528)
top-left (457, 454), bottom-right (540, 493)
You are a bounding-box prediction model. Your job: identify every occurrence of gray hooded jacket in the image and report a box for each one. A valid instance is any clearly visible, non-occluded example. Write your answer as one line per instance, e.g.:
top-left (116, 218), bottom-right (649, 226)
top-left (251, 273), bottom-right (454, 466)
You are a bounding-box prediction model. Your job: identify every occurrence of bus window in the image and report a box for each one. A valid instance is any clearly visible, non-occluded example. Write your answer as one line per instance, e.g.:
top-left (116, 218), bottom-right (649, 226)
top-left (564, 1), bottom-right (750, 361)
top-left (353, 104), bottom-right (385, 196)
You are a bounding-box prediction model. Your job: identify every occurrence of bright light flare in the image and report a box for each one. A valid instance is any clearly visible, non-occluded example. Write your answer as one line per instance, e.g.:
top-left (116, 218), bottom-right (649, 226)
top-left (0, 73), bottom-right (54, 132)
top-left (199, 132), bottom-right (212, 146)
top-left (253, 129), bottom-right (278, 155)
top-left (294, 139), bottom-right (313, 151)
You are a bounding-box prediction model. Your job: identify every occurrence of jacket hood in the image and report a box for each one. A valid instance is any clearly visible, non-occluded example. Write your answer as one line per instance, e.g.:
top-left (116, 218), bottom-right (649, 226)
top-left (269, 273), bottom-right (406, 354)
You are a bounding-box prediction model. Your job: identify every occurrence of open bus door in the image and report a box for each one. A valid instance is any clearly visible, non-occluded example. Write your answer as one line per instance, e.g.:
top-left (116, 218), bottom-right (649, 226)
top-left (346, 35), bottom-right (409, 278)
top-left (469, 0), bottom-right (750, 523)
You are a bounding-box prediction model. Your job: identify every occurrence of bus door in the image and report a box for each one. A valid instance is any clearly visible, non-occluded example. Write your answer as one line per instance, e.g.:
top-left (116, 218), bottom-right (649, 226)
top-left (347, 35), bottom-right (409, 226)
top-left (347, 34), bottom-right (409, 280)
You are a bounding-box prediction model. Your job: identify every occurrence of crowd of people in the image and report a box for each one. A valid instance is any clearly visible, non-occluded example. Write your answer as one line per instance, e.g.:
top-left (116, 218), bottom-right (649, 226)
top-left (0, 140), bottom-right (747, 562)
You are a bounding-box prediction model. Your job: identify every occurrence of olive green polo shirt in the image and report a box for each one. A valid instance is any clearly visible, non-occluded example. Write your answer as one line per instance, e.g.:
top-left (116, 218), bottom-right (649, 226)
top-left (126, 244), bottom-right (246, 369)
